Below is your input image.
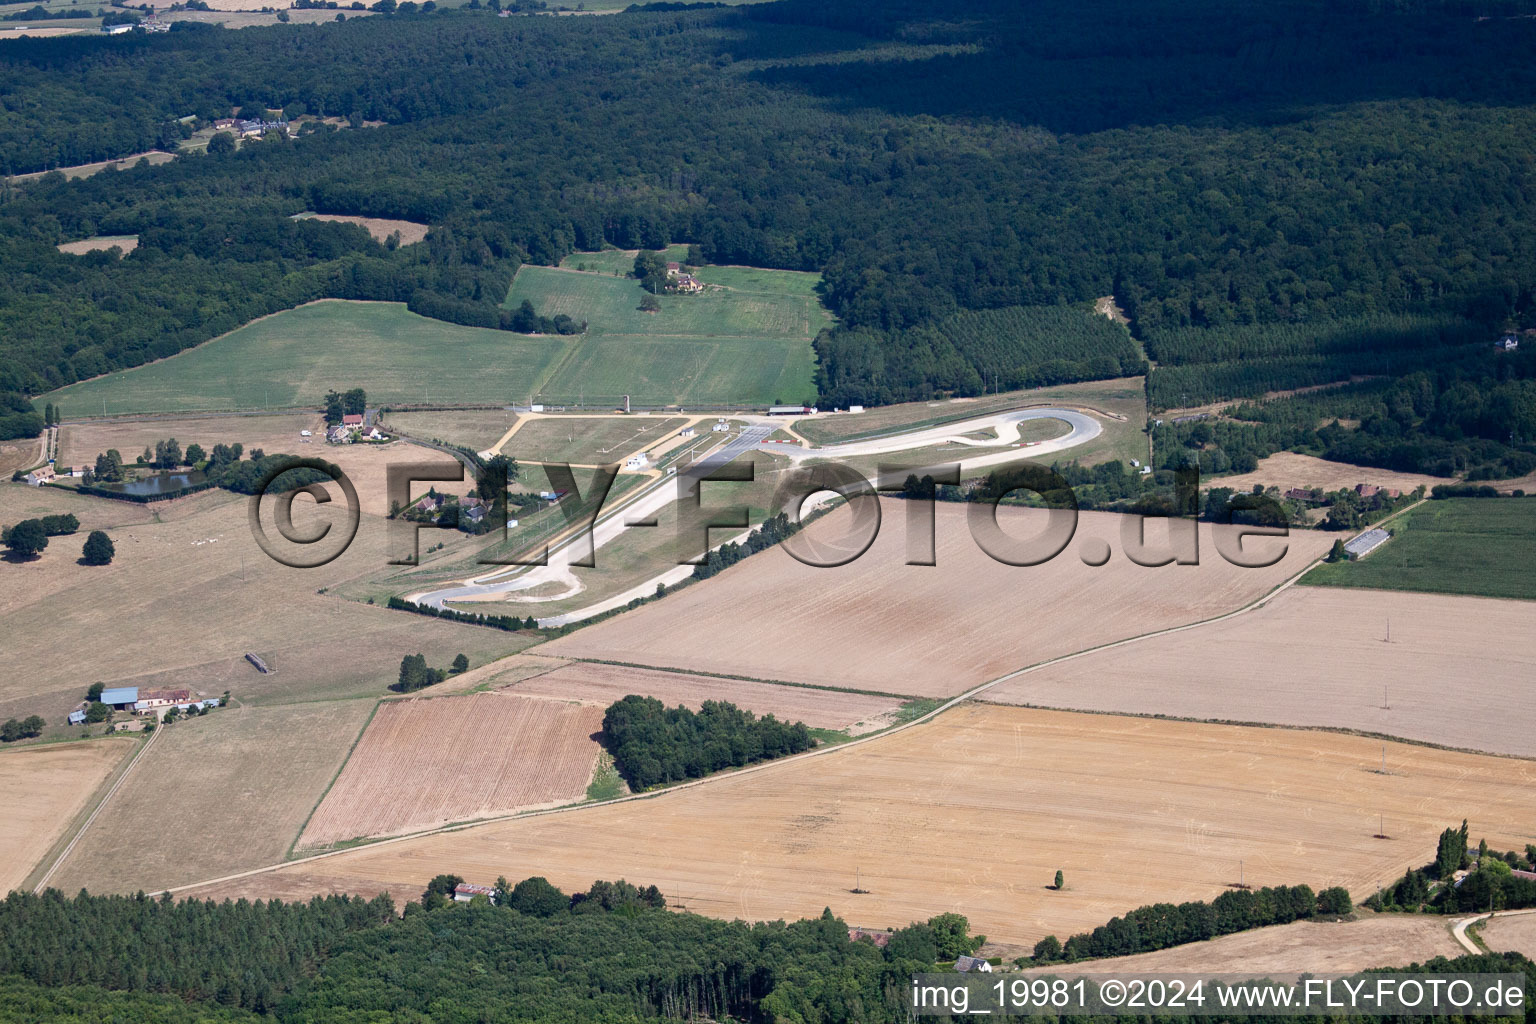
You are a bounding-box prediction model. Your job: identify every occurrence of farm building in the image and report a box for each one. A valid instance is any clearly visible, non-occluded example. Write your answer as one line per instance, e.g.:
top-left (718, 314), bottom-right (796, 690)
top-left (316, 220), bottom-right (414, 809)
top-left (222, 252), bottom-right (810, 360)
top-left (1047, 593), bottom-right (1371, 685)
top-left (135, 688), bottom-right (192, 712)
top-left (1344, 528), bottom-right (1392, 561)
top-left (342, 414), bottom-right (364, 428)
top-left (67, 710), bottom-right (86, 725)
top-left (453, 883), bottom-right (498, 903)
top-left (326, 426), bottom-right (349, 444)
top-left (101, 23), bottom-right (132, 34)
top-left (954, 956), bottom-right (992, 973)
top-left (24, 466), bottom-right (55, 486)
top-left (1355, 483), bottom-right (1401, 499)
top-left (99, 687), bottom-right (138, 710)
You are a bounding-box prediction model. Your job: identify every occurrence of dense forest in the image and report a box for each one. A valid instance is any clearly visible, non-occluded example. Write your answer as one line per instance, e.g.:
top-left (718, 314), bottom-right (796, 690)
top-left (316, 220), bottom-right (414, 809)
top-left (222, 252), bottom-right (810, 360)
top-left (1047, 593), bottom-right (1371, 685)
top-left (4, 0), bottom-right (1536, 471)
top-left (601, 693), bottom-right (815, 789)
top-left (0, 884), bottom-right (1529, 1023)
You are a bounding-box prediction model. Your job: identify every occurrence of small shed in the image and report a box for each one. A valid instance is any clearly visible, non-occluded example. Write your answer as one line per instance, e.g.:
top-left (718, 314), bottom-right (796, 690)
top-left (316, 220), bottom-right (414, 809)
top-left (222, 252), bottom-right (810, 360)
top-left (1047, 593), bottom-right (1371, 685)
top-left (68, 710), bottom-right (87, 725)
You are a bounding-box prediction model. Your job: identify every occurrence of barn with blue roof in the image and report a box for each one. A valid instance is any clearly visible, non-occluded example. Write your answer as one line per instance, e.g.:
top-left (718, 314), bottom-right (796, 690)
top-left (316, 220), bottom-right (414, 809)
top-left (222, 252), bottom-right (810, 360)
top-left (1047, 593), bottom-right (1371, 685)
top-left (99, 687), bottom-right (138, 710)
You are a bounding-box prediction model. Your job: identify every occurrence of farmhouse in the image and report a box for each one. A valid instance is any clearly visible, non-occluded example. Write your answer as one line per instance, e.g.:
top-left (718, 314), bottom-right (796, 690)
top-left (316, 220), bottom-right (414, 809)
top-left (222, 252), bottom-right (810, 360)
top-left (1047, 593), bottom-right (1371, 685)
top-left (24, 466), bottom-right (55, 486)
top-left (342, 414), bottom-right (364, 429)
top-left (1344, 528), bottom-right (1391, 560)
top-left (461, 504), bottom-right (488, 527)
top-left (955, 956), bottom-right (992, 973)
top-left (135, 688), bottom-right (192, 713)
top-left (453, 882), bottom-right (498, 903)
top-left (99, 687), bottom-right (138, 710)
top-left (1355, 483), bottom-right (1401, 499)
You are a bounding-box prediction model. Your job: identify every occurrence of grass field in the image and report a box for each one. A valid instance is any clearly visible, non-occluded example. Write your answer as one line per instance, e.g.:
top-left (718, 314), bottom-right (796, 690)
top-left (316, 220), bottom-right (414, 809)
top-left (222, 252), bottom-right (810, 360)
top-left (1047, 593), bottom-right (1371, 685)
top-left (0, 445), bottom-right (540, 726)
top-left (50, 700), bottom-right (376, 894)
top-left (0, 738), bottom-right (135, 893)
top-left (380, 408), bottom-right (517, 452)
top-left (506, 263), bottom-right (824, 406)
top-left (503, 416), bottom-right (689, 464)
top-left (982, 585), bottom-right (1536, 758)
top-left (39, 301), bottom-right (568, 416)
top-left (1301, 498), bottom-right (1536, 600)
top-left (179, 704), bottom-right (1536, 947)
top-left (543, 505), bottom-right (1331, 696)
top-left (298, 692), bottom-right (602, 848)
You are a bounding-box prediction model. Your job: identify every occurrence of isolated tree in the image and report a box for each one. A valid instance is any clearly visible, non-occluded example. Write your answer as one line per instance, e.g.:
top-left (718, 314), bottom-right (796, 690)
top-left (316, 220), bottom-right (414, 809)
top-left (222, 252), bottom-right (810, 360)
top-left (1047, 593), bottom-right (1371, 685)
top-left (20, 716), bottom-right (43, 738)
top-left (1054, 869), bottom-right (1065, 891)
top-left (43, 403), bottom-right (53, 426)
top-left (81, 530), bottom-right (115, 565)
top-left (87, 682), bottom-right (104, 702)
top-left (140, 446), bottom-right (153, 465)
top-left (451, 653), bottom-right (469, 674)
top-left (0, 720), bottom-right (20, 743)
top-left (639, 294), bottom-right (660, 313)
top-left (508, 876), bottom-right (567, 917)
top-left (5, 519), bottom-right (47, 559)
top-left (1327, 538), bottom-right (1347, 562)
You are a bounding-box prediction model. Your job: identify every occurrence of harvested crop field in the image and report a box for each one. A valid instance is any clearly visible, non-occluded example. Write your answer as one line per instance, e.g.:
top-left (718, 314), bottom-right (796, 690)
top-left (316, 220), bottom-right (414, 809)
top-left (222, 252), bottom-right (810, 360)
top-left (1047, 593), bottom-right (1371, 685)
top-left (298, 693), bottom-right (602, 848)
top-left (381, 408), bottom-right (518, 452)
top-left (982, 586), bottom-right (1536, 757)
top-left (1480, 912), bottom-right (1536, 959)
top-left (56, 235), bottom-right (138, 255)
top-left (51, 701), bottom-right (374, 894)
top-left (1022, 915), bottom-right (1465, 974)
top-left (183, 706), bottom-right (1536, 946)
top-left (0, 738), bottom-right (135, 893)
top-left (1211, 452), bottom-right (1449, 496)
top-left (294, 214), bottom-right (428, 245)
top-left (510, 661), bottom-right (903, 734)
top-left (54, 412), bottom-right (322, 472)
top-left (543, 506), bottom-right (1332, 696)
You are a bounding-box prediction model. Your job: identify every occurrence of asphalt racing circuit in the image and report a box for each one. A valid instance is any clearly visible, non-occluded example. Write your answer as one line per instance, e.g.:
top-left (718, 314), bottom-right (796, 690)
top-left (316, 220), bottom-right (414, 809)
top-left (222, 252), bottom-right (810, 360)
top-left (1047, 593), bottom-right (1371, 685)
top-left (409, 406), bottom-right (1103, 625)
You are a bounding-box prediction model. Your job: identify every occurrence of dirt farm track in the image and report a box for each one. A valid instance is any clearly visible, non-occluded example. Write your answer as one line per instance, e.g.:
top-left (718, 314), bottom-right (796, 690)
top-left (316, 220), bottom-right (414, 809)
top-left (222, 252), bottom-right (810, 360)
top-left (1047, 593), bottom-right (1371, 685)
top-left (182, 705), bottom-right (1536, 947)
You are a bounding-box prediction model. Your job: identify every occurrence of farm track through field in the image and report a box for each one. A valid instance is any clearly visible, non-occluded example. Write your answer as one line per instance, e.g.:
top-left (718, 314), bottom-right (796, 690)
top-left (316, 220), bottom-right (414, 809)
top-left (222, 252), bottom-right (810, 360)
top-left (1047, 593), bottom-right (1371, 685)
top-left (158, 504), bottom-right (1408, 899)
top-left (32, 727), bottom-right (159, 893)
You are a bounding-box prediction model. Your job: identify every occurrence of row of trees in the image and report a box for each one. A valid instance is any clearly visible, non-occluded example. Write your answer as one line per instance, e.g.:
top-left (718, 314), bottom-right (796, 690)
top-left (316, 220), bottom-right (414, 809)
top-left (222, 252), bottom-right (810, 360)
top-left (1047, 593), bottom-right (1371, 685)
top-left (601, 695), bottom-right (815, 790)
top-left (0, 716), bottom-right (45, 742)
top-left (1033, 883), bottom-right (1353, 963)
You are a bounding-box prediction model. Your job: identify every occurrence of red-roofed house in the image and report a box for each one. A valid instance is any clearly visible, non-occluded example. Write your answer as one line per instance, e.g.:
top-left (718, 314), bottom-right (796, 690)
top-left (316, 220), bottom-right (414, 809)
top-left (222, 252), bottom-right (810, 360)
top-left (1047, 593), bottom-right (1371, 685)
top-left (342, 414), bottom-right (364, 428)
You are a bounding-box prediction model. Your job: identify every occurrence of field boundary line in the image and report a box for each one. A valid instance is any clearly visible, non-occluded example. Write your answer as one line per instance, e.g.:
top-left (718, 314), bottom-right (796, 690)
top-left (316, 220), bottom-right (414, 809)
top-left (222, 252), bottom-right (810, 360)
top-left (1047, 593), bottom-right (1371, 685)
top-left (286, 699), bottom-right (384, 860)
top-left (32, 728), bottom-right (160, 893)
top-left (162, 513), bottom-right (1389, 900)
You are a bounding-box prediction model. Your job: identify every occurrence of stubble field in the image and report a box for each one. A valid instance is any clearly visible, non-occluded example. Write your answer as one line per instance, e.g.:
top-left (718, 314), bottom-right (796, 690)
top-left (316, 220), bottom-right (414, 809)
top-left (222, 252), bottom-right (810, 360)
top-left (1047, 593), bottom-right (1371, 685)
top-left (50, 700), bottom-right (375, 894)
top-left (542, 505), bottom-right (1333, 696)
top-left (0, 738), bottom-right (135, 893)
top-left (1212, 452), bottom-right (1450, 496)
top-left (298, 692), bottom-right (602, 847)
top-left (1021, 914), bottom-right (1466, 974)
top-left (180, 704), bottom-right (1536, 947)
top-left (1480, 913), bottom-right (1536, 959)
top-left (982, 585), bottom-right (1536, 757)
top-left (508, 660), bottom-right (904, 733)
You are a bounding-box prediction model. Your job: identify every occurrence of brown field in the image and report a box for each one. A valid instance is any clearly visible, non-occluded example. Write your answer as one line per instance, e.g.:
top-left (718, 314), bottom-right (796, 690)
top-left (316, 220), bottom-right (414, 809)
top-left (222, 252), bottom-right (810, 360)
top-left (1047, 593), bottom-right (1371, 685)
top-left (298, 693), bottom-right (602, 847)
top-left (543, 506), bottom-right (1332, 696)
top-left (12, 151), bottom-right (174, 183)
top-left (1022, 914), bottom-right (1464, 974)
top-left (0, 436), bottom-right (43, 477)
top-left (0, 463), bottom-right (538, 727)
top-left (381, 408), bottom-right (518, 452)
top-left (510, 661), bottom-right (904, 733)
top-left (0, 26), bottom-right (88, 39)
top-left (167, 7), bottom-right (361, 25)
top-left (180, 705), bottom-right (1536, 947)
top-left (1211, 452), bottom-right (1451, 496)
top-left (55, 412), bottom-right (322, 472)
top-left (51, 700), bottom-right (375, 894)
top-left (982, 586), bottom-right (1536, 757)
top-left (1480, 912), bottom-right (1536, 959)
top-left (299, 214), bottom-right (429, 246)
top-left (56, 235), bottom-right (138, 256)
top-left (0, 738), bottom-right (135, 893)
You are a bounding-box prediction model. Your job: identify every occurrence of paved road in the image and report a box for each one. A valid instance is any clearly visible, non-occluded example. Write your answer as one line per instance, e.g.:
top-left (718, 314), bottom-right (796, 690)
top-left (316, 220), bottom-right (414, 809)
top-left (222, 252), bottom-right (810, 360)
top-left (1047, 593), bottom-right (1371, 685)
top-left (413, 409), bottom-right (1095, 619)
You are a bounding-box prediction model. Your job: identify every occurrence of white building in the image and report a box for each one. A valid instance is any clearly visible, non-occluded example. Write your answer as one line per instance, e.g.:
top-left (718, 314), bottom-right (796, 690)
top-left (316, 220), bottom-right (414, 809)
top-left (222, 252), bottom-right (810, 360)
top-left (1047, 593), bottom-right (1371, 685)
top-left (24, 466), bottom-right (55, 486)
top-left (624, 453), bottom-right (650, 470)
